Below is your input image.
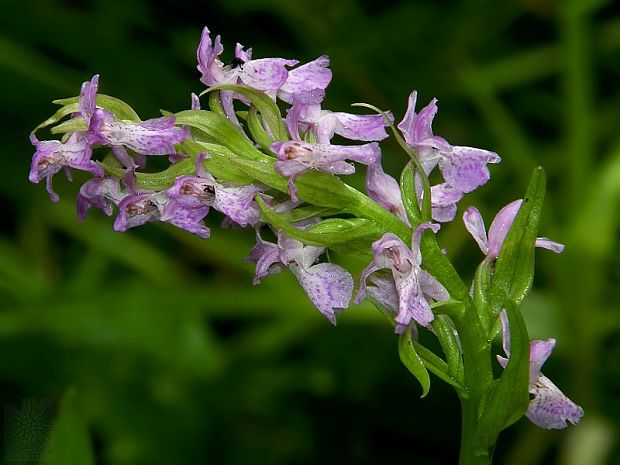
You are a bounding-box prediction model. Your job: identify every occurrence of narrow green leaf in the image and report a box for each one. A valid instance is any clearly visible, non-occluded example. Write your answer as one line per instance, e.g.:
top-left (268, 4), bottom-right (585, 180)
top-left (431, 315), bottom-right (465, 385)
top-left (399, 161), bottom-right (422, 226)
top-left (473, 260), bottom-right (493, 331)
top-left (45, 388), bottom-right (95, 465)
top-left (398, 330), bottom-right (431, 397)
top-left (203, 84), bottom-right (288, 141)
top-left (208, 91), bottom-right (228, 118)
top-left (479, 299), bottom-right (530, 432)
top-left (32, 103), bottom-right (79, 134)
top-left (276, 206), bottom-right (343, 223)
top-left (490, 167), bottom-right (546, 307)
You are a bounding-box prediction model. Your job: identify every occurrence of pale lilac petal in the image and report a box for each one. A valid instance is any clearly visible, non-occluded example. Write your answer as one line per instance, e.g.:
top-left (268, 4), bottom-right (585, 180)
top-left (245, 232), bottom-right (285, 285)
top-left (500, 309), bottom-right (511, 355)
top-left (411, 222), bottom-right (440, 257)
top-left (364, 275), bottom-right (398, 313)
top-left (160, 199), bottom-right (210, 238)
top-left (279, 56), bottom-right (332, 104)
top-left (463, 206), bottom-right (489, 255)
top-left (397, 91), bottom-right (420, 147)
top-left (214, 184), bottom-right (261, 227)
top-left (366, 159), bottom-right (409, 225)
top-left (529, 339), bottom-right (555, 383)
top-left (191, 93), bottom-right (201, 110)
top-left (535, 237), bottom-right (565, 254)
top-left (487, 200), bottom-right (522, 258)
top-left (527, 375), bottom-right (584, 429)
top-left (79, 74), bottom-right (99, 122)
top-left (329, 112), bottom-right (389, 142)
top-left (77, 177), bottom-right (124, 220)
top-left (354, 262), bottom-right (382, 305)
top-left (234, 43), bottom-right (252, 62)
top-left (418, 269), bottom-right (449, 302)
top-left (430, 183), bottom-right (463, 223)
top-left (413, 97), bottom-right (439, 142)
top-left (292, 262), bottom-right (353, 325)
top-left (239, 58), bottom-right (298, 91)
top-left (197, 26), bottom-right (225, 86)
top-left (439, 146), bottom-right (501, 193)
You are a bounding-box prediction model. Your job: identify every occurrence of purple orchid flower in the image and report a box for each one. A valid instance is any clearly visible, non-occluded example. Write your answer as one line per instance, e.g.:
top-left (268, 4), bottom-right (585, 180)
top-left (113, 191), bottom-right (211, 238)
top-left (398, 91), bottom-right (500, 193)
top-left (29, 132), bottom-right (102, 202)
top-left (77, 176), bottom-right (125, 220)
top-left (278, 56), bottom-right (332, 104)
top-left (463, 200), bottom-right (564, 259)
top-left (498, 311), bottom-right (584, 429)
top-left (355, 223), bottom-right (449, 332)
top-left (246, 228), bottom-right (354, 324)
top-left (166, 154), bottom-right (264, 227)
top-left (271, 140), bottom-right (380, 202)
top-left (80, 75), bottom-right (188, 172)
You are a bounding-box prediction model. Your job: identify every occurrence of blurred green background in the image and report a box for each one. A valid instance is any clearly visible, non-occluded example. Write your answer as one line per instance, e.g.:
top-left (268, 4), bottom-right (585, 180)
top-left (1, 0), bottom-right (619, 464)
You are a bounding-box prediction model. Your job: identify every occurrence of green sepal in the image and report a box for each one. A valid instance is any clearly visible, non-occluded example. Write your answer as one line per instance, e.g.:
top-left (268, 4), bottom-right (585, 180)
top-left (398, 329), bottom-right (431, 397)
top-left (175, 110), bottom-right (262, 161)
top-left (51, 117), bottom-right (88, 134)
top-left (431, 315), bottom-right (465, 386)
top-left (192, 141), bottom-right (257, 184)
top-left (489, 167), bottom-right (546, 310)
top-left (201, 84), bottom-right (288, 142)
top-left (248, 105), bottom-right (276, 152)
top-left (399, 161), bottom-right (422, 226)
top-left (232, 158), bottom-right (358, 209)
top-left (256, 197), bottom-right (381, 247)
top-left (53, 93), bottom-right (141, 121)
top-left (479, 299), bottom-right (530, 433)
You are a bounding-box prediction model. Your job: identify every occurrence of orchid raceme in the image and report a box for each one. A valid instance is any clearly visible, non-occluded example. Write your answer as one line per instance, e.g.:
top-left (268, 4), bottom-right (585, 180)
top-left (27, 24), bottom-right (582, 465)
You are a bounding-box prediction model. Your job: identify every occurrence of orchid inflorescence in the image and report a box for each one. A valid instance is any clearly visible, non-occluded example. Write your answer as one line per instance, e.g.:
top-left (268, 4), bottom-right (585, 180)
top-left (28, 25), bottom-right (583, 462)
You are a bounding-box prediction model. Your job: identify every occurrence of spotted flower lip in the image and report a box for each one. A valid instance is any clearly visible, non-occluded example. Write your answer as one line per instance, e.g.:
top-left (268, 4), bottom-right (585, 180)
top-left (463, 200), bottom-right (565, 259)
top-left (29, 132), bottom-right (102, 202)
top-left (278, 55), bottom-right (332, 104)
top-left (355, 223), bottom-right (449, 332)
top-left (397, 90), bottom-right (500, 193)
top-left (271, 140), bottom-right (380, 202)
top-left (246, 228), bottom-right (353, 324)
top-left (498, 311), bottom-right (584, 429)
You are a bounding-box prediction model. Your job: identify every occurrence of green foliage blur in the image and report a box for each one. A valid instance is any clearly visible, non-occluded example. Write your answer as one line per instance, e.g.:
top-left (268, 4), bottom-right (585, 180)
top-left (1, 0), bottom-right (619, 464)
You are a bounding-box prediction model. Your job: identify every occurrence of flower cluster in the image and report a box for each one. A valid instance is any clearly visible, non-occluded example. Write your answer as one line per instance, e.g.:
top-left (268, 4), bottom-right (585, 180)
top-left (28, 25), bottom-right (582, 432)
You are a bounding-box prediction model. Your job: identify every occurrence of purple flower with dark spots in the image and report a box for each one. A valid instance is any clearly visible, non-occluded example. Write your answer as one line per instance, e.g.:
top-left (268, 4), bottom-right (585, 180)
top-left (80, 75), bottom-right (188, 170)
top-left (463, 200), bottom-right (564, 259)
top-left (355, 223), bottom-right (449, 332)
top-left (167, 154), bottom-right (264, 227)
top-left (246, 229), bottom-right (353, 324)
top-left (77, 177), bottom-right (125, 220)
top-left (271, 140), bottom-right (380, 202)
top-left (498, 311), bottom-right (584, 429)
top-left (398, 91), bottom-right (500, 193)
top-left (29, 132), bottom-right (102, 202)
top-left (114, 191), bottom-right (210, 238)
top-left (429, 183), bottom-right (464, 223)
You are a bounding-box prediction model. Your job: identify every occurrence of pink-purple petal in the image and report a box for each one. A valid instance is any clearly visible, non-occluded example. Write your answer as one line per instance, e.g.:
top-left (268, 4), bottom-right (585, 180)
top-left (438, 146), bottom-right (500, 193)
top-left (527, 375), bottom-right (584, 429)
top-left (279, 56), bottom-right (332, 104)
top-left (535, 237), bottom-right (565, 254)
top-left (463, 206), bottom-right (489, 255)
top-left (366, 159), bottom-right (410, 225)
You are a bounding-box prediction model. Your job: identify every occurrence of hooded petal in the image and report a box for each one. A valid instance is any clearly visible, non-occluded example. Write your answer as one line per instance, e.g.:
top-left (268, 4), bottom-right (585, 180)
top-left (463, 206), bottom-right (489, 255)
top-left (197, 26), bottom-right (225, 86)
top-left (487, 199), bottom-right (522, 257)
top-left (77, 177), bottom-right (125, 220)
top-left (529, 339), bottom-right (555, 383)
top-left (527, 375), bottom-right (584, 429)
top-left (245, 231), bottom-right (285, 284)
top-left (366, 159), bottom-right (409, 225)
top-left (160, 199), bottom-right (211, 238)
top-left (438, 146), bottom-right (500, 193)
top-left (79, 74), bottom-right (99, 122)
top-left (292, 262), bottom-right (353, 325)
top-left (114, 193), bottom-right (162, 231)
